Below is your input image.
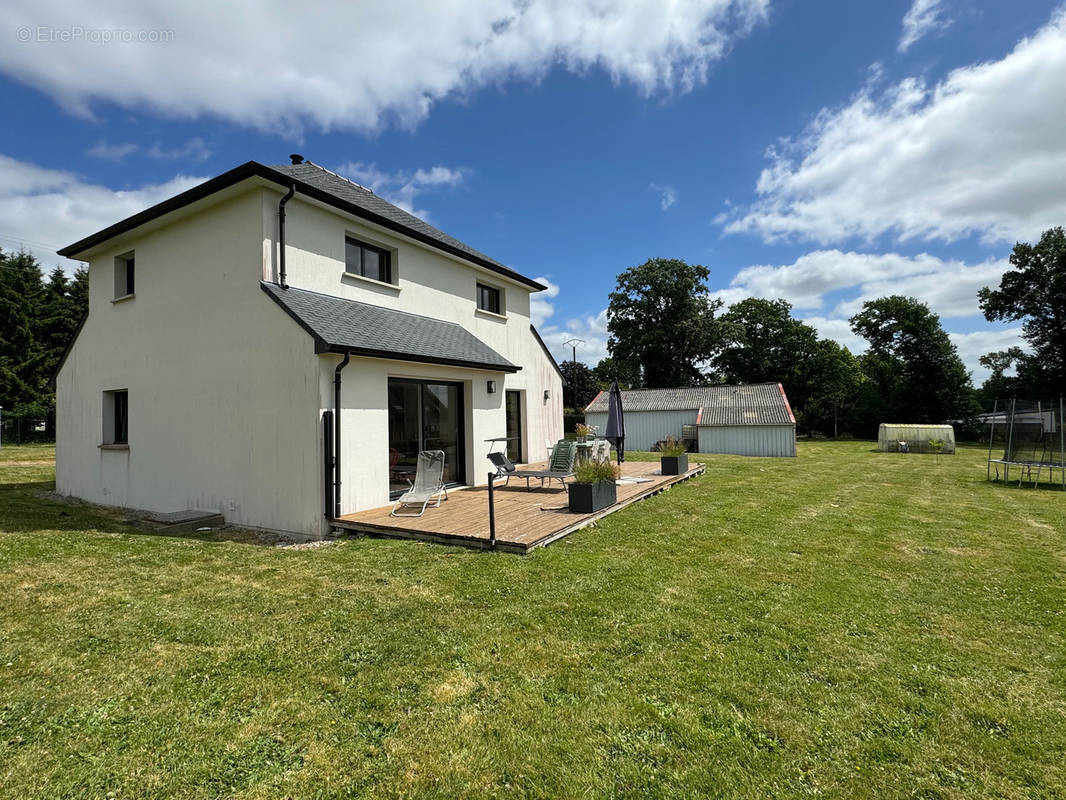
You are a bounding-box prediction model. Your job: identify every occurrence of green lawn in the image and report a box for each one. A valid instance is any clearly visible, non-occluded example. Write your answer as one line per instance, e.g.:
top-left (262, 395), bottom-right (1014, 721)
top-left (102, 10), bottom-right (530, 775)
top-left (2, 442), bottom-right (1065, 799)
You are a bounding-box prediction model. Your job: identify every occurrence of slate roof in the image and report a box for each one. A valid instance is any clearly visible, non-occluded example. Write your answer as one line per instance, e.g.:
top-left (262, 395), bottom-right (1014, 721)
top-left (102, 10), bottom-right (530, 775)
top-left (262, 283), bottom-right (519, 373)
top-left (584, 383), bottom-right (795, 426)
top-left (59, 159), bottom-right (544, 291)
top-left (269, 162), bottom-right (522, 280)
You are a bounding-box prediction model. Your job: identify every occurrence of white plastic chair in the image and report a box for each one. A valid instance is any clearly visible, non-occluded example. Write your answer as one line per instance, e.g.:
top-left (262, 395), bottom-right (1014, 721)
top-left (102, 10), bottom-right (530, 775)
top-left (390, 450), bottom-right (448, 516)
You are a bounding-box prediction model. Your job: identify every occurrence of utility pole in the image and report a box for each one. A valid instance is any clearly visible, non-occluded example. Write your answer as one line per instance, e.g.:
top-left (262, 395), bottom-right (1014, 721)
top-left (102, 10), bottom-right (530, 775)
top-left (562, 338), bottom-right (584, 409)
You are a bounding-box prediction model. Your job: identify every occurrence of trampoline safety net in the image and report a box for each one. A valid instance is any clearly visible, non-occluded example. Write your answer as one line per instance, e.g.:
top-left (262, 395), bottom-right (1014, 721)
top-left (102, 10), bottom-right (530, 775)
top-left (986, 398), bottom-right (1066, 488)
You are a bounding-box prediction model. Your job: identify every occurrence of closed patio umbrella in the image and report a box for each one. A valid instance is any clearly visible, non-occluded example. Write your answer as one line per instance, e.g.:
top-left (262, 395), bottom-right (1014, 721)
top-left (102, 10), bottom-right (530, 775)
top-left (605, 380), bottom-right (625, 465)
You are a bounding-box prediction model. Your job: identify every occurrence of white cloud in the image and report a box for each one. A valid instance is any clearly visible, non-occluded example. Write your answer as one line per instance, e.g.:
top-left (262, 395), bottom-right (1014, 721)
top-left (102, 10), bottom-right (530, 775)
top-left (712, 249), bottom-right (1006, 318)
top-left (0, 154), bottom-right (204, 271)
top-left (537, 310), bottom-right (611, 367)
top-left (530, 276), bottom-right (560, 327)
top-left (147, 137), bottom-right (212, 162)
top-left (949, 328), bottom-right (1028, 380)
top-left (898, 0), bottom-right (948, 53)
top-left (336, 162), bottom-right (467, 219)
top-left (724, 9), bottom-right (1066, 245)
top-left (712, 248), bottom-right (1017, 378)
top-left (87, 141), bottom-right (137, 161)
top-left (801, 315), bottom-right (868, 358)
top-left (0, 0), bottom-right (769, 133)
top-left (527, 274), bottom-right (608, 365)
top-left (86, 137), bottom-right (212, 162)
top-left (650, 183), bottom-right (677, 210)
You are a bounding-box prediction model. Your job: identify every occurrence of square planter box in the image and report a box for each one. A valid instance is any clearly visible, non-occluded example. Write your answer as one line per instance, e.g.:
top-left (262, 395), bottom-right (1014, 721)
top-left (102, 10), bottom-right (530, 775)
top-left (660, 453), bottom-right (689, 475)
top-left (568, 480), bottom-right (617, 513)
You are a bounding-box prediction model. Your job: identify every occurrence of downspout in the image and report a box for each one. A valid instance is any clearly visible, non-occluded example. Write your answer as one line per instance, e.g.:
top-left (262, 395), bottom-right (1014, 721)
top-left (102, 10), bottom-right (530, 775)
top-left (333, 351), bottom-right (351, 519)
top-left (278, 184), bottom-right (296, 289)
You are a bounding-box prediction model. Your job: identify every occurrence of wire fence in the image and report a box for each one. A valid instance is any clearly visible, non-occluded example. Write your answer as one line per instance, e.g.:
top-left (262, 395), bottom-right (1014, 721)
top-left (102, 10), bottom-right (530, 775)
top-left (0, 412), bottom-right (53, 445)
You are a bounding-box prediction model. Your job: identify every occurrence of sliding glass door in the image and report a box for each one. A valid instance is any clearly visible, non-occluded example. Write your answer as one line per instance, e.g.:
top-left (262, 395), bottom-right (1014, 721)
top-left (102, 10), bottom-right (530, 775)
top-left (387, 379), bottom-right (465, 497)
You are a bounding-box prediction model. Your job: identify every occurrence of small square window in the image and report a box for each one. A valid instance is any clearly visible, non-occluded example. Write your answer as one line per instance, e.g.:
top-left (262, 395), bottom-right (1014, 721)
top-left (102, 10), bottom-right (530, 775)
top-left (103, 389), bottom-right (128, 445)
top-left (477, 283), bottom-right (501, 315)
top-left (345, 237), bottom-right (392, 283)
top-left (114, 252), bottom-right (135, 298)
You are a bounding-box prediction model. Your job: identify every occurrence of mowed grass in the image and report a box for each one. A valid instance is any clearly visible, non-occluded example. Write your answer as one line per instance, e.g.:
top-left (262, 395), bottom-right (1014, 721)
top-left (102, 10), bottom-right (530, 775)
top-left (1, 442), bottom-right (1065, 799)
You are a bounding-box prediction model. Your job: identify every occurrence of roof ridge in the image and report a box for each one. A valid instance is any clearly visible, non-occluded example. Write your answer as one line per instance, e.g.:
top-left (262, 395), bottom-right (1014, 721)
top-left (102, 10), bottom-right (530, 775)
top-left (299, 160), bottom-right (374, 194)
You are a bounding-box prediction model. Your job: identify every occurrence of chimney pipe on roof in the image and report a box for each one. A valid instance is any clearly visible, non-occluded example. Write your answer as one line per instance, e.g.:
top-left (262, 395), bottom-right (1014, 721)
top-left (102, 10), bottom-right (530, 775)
top-left (290, 153), bottom-right (304, 165)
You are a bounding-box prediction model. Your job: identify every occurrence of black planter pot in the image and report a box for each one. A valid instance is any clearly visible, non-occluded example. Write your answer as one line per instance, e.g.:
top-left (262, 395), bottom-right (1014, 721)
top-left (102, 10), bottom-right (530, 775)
top-left (568, 480), bottom-right (617, 513)
top-left (660, 453), bottom-right (689, 475)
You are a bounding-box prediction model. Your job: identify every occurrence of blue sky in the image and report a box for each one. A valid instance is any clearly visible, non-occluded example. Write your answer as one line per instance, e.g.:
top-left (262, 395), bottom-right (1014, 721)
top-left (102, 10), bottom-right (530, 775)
top-left (1, 0), bottom-right (1064, 378)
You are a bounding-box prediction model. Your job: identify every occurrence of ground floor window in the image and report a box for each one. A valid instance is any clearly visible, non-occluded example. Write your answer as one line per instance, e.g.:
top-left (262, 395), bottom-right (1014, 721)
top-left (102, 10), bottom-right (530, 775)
top-left (387, 379), bottom-right (465, 497)
top-left (103, 389), bottom-right (128, 445)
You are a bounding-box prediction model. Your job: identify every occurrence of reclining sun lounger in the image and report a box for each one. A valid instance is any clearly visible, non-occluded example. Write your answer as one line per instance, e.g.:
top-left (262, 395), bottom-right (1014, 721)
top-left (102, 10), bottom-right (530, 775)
top-left (391, 450), bottom-right (448, 516)
top-left (487, 439), bottom-right (576, 491)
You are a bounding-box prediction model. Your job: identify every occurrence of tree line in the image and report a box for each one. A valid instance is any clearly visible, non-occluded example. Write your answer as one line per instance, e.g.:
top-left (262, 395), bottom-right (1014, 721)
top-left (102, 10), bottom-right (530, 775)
top-left (3, 227), bottom-right (1063, 441)
top-left (0, 249), bottom-right (88, 436)
top-left (563, 227), bottom-right (1066, 438)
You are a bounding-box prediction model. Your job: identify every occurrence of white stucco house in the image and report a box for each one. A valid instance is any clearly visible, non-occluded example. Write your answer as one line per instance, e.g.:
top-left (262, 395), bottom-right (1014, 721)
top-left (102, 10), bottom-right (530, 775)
top-left (53, 155), bottom-right (564, 538)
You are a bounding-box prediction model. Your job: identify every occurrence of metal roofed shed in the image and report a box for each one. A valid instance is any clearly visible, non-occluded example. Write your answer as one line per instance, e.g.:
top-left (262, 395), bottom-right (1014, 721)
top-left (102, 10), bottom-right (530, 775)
top-left (877, 424), bottom-right (956, 454)
top-left (584, 383), bottom-right (796, 457)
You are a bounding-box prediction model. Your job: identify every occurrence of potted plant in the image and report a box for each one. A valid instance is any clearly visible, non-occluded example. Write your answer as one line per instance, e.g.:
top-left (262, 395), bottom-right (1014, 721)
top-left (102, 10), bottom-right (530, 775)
top-left (574, 422), bottom-right (594, 442)
top-left (567, 459), bottom-right (620, 513)
top-left (659, 435), bottom-right (689, 475)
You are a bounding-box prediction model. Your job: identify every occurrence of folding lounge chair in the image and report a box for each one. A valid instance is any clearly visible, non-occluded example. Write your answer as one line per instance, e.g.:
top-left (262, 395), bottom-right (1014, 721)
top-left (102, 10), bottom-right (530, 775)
top-left (391, 450), bottom-right (448, 517)
top-left (487, 450), bottom-right (518, 486)
top-left (508, 439), bottom-right (577, 491)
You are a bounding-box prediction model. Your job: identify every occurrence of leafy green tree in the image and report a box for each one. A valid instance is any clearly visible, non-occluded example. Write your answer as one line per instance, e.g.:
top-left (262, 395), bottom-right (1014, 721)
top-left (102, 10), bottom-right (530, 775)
top-left (798, 338), bottom-right (864, 437)
top-left (0, 249), bottom-right (46, 417)
top-left (978, 226), bottom-right (1066, 397)
top-left (559, 360), bottom-right (599, 409)
top-left (716, 298), bottom-right (862, 435)
top-left (0, 250), bottom-right (88, 437)
top-left (591, 357), bottom-right (638, 390)
top-left (850, 296), bottom-right (976, 435)
top-left (607, 258), bottom-right (735, 387)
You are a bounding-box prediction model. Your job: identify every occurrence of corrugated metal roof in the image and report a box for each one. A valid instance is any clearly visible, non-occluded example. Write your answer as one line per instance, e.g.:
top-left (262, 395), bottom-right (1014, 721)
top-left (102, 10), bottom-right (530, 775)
top-left (585, 383), bottom-right (795, 426)
top-left (261, 282), bottom-right (519, 372)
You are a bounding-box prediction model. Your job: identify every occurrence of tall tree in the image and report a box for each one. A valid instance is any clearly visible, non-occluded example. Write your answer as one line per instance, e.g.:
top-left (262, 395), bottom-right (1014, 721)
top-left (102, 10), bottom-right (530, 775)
top-left (797, 338), bottom-right (864, 437)
top-left (0, 249), bottom-right (46, 417)
top-left (591, 357), bottom-right (639, 390)
top-left (607, 258), bottom-right (734, 387)
top-left (978, 226), bottom-right (1066, 397)
top-left (716, 298), bottom-right (862, 435)
top-left (0, 251), bottom-right (88, 437)
top-left (559, 360), bottom-right (599, 409)
top-left (850, 295), bottom-right (976, 434)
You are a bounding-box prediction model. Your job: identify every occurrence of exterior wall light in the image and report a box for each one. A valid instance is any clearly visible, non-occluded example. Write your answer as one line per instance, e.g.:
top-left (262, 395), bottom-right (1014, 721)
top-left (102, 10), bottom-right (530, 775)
top-left (543, 389), bottom-right (550, 400)
top-left (487, 380), bottom-right (497, 394)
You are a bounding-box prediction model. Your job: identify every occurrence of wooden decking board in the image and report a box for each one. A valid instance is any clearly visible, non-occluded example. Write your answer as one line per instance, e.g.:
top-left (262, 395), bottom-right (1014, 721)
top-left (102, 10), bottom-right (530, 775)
top-left (333, 460), bottom-right (705, 553)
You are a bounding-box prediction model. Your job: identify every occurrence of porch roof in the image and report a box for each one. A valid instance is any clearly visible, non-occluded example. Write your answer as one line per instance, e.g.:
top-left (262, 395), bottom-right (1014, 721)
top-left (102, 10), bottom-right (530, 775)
top-left (262, 282), bottom-right (520, 372)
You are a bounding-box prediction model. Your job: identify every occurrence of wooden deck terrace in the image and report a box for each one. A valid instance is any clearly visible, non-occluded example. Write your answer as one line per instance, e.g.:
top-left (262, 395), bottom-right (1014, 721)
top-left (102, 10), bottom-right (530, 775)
top-left (333, 460), bottom-right (705, 554)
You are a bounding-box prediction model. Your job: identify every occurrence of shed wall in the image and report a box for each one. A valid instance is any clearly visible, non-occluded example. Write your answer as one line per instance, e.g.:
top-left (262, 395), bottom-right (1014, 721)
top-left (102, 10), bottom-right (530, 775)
top-left (697, 425), bottom-right (797, 457)
top-left (584, 409), bottom-right (698, 451)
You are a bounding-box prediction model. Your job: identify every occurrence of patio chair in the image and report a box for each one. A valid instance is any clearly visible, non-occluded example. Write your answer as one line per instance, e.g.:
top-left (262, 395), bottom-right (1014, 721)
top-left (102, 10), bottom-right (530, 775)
top-left (487, 450), bottom-right (518, 485)
top-left (509, 439), bottom-right (577, 491)
top-left (390, 450), bottom-right (448, 517)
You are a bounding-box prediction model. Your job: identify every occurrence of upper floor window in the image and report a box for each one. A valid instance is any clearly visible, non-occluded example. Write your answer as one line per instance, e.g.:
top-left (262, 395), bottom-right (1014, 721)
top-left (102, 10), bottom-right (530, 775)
top-left (477, 283), bottom-right (501, 315)
top-left (114, 252), bottom-right (135, 299)
top-left (345, 236), bottom-right (392, 284)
